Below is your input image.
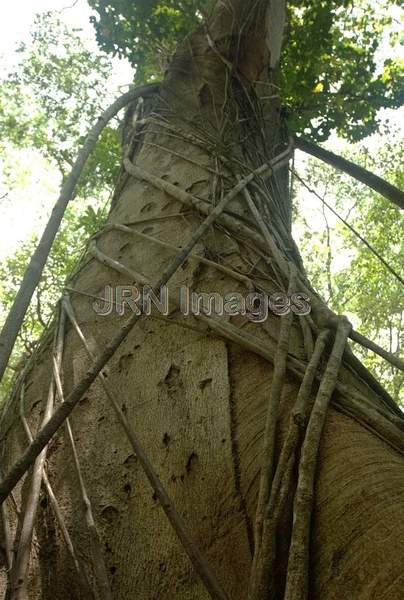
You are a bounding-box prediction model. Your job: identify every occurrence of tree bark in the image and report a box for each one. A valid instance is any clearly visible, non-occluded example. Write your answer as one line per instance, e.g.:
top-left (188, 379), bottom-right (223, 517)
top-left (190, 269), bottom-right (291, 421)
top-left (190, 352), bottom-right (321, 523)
top-left (1, 2), bottom-right (403, 599)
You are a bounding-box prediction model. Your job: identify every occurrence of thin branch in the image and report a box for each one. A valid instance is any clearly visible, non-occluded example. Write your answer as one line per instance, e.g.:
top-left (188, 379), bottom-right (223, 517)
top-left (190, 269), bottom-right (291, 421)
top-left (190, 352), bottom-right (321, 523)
top-left (52, 311), bottom-right (112, 600)
top-left (299, 316), bottom-right (314, 360)
top-left (294, 170), bottom-right (404, 287)
top-left (294, 136), bottom-right (404, 211)
top-left (321, 198), bottom-right (334, 302)
top-left (350, 330), bottom-right (404, 372)
top-left (19, 379), bottom-right (94, 598)
top-left (89, 240), bottom-right (148, 285)
top-left (11, 377), bottom-right (55, 599)
top-left (284, 317), bottom-right (352, 600)
top-left (0, 84), bottom-right (159, 385)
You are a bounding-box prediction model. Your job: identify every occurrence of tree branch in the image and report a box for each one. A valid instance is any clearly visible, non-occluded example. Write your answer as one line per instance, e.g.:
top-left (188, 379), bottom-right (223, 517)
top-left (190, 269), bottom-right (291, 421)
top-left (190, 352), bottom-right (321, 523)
top-left (294, 136), bottom-right (404, 210)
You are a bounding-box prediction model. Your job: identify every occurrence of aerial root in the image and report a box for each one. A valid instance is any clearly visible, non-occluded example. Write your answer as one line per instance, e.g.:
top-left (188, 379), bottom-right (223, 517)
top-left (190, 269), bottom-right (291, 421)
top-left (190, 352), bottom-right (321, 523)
top-left (248, 268), bottom-right (297, 600)
top-left (283, 317), bottom-right (351, 600)
top-left (19, 380), bottom-right (94, 598)
top-left (10, 325), bottom-right (59, 600)
top-left (248, 329), bottom-right (330, 600)
top-left (52, 309), bottom-right (112, 600)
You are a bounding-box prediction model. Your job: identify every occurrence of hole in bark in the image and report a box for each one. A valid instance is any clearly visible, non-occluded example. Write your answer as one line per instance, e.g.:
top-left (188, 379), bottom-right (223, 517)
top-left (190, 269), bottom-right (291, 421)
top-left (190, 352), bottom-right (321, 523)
top-left (123, 454), bottom-right (136, 467)
top-left (332, 548), bottom-right (344, 573)
top-left (199, 83), bottom-right (211, 105)
top-left (140, 201), bottom-right (156, 213)
top-left (98, 416), bottom-right (105, 423)
top-left (199, 377), bottom-right (212, 391)
top-left (79, 396), bottom-right (89, 406)
top-left (163, 433), bottom-right (171, 447)
top-left (159, 562), bottom-right (167, 573)
top-left (162, 365), bottom-right (180, 386)
top-left (0, 547), bottom-right (7, 569)
top-left (186, 452), bottom-right (198, 474)
top-left (123, 483), bottom-right (131, 496)
top-left (142, 226), bottom-right (154, 234)
top-left (152, 492), bottom-right (158, 501)
top-left (161, 201), bottom-right (175, 211)
top-left (101, 505), bottom-right (119, 523)
top-left (109, 566), bottom-right (117, 575)
top-left (118, 352), bottom-right (133, 372)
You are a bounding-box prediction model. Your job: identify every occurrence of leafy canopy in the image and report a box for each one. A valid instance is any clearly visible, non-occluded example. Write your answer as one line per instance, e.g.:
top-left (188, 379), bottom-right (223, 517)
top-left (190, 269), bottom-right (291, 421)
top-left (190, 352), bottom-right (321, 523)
top-left (88, 0), bottom-right (403, 141)
top-left (0, 12), bottom-right (121, 194)
top-left (0, 13), bottom-right (115, 400)
top-left (294, 122), bottom-right (404, 402)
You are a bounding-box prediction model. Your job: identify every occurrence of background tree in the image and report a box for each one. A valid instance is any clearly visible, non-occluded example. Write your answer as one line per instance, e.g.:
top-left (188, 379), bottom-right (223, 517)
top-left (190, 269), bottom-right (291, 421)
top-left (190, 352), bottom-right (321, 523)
top-left (0, 12), bottom-right (118, 398)
top-left (294, 121), bottom-right (403, 402)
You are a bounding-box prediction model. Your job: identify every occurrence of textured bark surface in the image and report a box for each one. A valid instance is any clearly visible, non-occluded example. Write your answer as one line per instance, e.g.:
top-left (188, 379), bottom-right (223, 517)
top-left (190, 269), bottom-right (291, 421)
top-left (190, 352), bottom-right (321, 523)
top-left (1, 1), bottom-right (404, 599)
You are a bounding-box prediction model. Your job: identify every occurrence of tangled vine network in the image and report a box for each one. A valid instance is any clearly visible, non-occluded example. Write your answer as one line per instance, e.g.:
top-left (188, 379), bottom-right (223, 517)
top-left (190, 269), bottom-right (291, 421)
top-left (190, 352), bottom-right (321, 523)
top-left (0, 56), bottom-right (403, 600)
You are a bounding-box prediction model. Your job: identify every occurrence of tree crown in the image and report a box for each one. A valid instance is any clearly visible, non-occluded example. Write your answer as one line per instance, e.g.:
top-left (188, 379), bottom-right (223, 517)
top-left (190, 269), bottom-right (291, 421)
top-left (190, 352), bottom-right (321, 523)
top-left (88, 0), bottom-right (403, 141)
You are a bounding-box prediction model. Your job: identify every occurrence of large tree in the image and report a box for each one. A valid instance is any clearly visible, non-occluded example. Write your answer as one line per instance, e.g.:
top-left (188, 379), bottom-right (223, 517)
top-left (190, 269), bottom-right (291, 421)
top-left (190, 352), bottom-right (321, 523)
top-left (0, 1), bottom-right (403, 599)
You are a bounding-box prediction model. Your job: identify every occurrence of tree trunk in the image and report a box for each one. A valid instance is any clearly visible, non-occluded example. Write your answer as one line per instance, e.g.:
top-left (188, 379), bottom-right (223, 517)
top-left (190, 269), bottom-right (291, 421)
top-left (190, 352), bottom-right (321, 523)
top-left (1, 2), bottom-right (403, 599)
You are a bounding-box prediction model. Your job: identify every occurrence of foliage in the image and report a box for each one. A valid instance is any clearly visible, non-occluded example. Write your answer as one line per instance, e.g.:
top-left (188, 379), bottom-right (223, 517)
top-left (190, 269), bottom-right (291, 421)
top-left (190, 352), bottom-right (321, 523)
top-left (282, 0), bottom-right (403, 141)
top-left (88, 0), bottom-right (208, 82)
top-left (88, 0), bottom-right (403, 142)
top-left (0, 12), bottom-right (117, 401)
top-left (294, 124), bottom-right (404, 402)
top-left (0, 12), bottom-right (121, 193)
top-left (0, 202), bottom-right (107, 400)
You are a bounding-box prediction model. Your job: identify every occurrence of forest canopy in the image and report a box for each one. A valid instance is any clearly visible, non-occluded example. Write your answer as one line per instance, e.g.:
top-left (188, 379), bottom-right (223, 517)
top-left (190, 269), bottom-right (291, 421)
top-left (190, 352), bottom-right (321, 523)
top-left (88, 0), bottom-right (403, 140)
